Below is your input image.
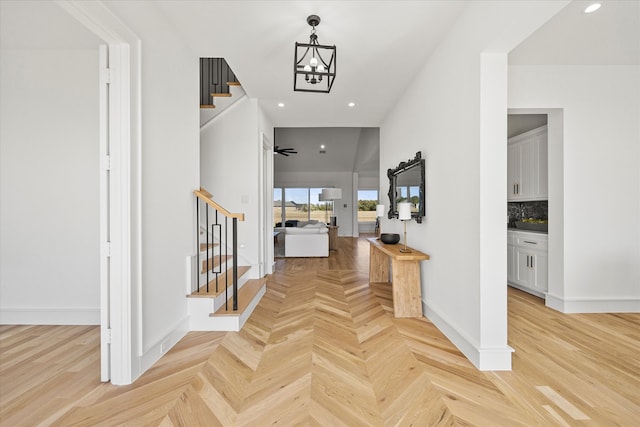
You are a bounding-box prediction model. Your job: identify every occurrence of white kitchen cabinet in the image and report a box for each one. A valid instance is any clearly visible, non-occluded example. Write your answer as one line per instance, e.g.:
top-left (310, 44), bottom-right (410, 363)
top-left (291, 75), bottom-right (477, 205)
top-left (507, 233), bottom-right (516, 283)
top-left (507, 125), bottom-right (548, 201)
top-left (507, 230), bottom-right (548, 297)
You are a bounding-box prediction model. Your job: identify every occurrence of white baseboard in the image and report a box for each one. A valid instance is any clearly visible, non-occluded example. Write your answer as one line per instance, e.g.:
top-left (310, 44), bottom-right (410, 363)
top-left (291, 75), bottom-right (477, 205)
top-left (0, 307), bottom-right (100, 325)
top-left (422, 300), bottom-right (513, 371)
top-left (546, 293), bottom-right (640, 313)
top-left (138, 315), bottom-right (189, 375)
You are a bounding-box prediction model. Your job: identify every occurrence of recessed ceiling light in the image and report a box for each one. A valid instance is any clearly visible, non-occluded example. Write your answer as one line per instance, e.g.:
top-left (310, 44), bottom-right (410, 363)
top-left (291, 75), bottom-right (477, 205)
top-left (584, 3), bottom-right (601, 13)
top-left (348, 102), bottom-right (355, 107)
top-left (320, 144), bottom-right (325, 149)
top-left (277, 102), bottom-right (285, 107)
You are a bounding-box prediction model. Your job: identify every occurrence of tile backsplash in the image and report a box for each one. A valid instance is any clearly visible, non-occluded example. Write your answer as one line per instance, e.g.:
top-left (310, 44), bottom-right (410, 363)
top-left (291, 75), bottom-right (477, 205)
top-left (508, 201), bottom-right (548, 227)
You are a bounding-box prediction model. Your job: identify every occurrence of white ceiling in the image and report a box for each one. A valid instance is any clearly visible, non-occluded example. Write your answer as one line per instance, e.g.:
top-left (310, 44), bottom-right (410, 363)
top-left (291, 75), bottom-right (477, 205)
top-left (152, 0), bottom-right (469, 128)
top-left (2, 0), bottom-right (638, 176)
top-left (509, 0), bottom-right (640, 65)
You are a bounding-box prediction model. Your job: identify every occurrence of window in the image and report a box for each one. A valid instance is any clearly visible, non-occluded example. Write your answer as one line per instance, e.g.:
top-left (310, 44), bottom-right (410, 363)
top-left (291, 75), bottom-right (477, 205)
top-left (357, 190), bottom-right (378, 222)
top-left (273, 187), bottom-right (325, 226)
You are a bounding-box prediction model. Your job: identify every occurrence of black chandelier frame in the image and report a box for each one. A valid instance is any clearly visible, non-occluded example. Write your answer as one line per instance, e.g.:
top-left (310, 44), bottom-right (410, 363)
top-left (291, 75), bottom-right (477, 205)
top-left (294, 15), bottom-right (336, 93)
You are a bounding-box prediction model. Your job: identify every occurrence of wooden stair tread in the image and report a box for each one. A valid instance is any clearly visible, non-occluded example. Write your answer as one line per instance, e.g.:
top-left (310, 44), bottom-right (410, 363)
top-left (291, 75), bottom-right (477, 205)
top-left (227, 81), bottom-right (241, 86)
top-left (199, 243), bottom-right (219, 251)
top-left (211, 278), bottom-right (266, 316)
top-left (210, 93), bottom-right (232, 97)
top-left (188, 266), bottom-right (251, 298)
top-left (201, 255), bottom-right (232, 273)
top-left (200, 104), bottom-right (215, 109)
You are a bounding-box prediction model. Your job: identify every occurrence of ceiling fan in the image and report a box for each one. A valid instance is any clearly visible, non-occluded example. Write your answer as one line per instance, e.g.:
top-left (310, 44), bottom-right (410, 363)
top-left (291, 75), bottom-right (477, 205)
top-left (274, 146), bottom-right (298, 156)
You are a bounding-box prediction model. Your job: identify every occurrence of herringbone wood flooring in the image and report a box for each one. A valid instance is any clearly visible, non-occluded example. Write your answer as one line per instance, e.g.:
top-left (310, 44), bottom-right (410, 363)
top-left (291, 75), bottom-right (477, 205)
top-left (1, 236), bottom-right (638, 426)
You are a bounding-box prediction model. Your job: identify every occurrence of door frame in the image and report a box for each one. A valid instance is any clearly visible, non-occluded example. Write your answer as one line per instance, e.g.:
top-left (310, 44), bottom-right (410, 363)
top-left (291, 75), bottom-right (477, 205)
top-left (508, 108), bottom-right (564, 310)
top-left (260, 132), bottom-right (275, 275)
top-left (58, 0), bottom-right (141, 385)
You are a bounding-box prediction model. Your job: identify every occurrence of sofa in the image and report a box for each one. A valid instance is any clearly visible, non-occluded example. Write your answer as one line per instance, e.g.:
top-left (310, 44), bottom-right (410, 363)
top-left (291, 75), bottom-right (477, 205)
top-left (283, 221), bottom-right (329, 257)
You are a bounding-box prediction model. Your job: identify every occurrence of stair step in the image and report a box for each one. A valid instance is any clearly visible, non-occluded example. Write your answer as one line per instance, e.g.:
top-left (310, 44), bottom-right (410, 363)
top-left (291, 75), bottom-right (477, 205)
top-left (211, 278), bottom-right (267, 316)
top-left (227, 81), bottom-right (241, 86)
top-left (188, 266), bottom-right (251, 298)
top-left (200, 104), bottom-right (215, 109)
top-left (201, 255), bottom-right (232, 273)
top-left (199, 243), bottom-right (219, 251)
top-left (210, 93), bottom-right (232, 97)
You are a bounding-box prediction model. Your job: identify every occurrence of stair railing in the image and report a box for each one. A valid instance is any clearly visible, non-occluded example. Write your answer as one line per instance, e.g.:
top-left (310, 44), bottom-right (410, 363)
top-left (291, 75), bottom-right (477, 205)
top-left (199, 58), bottom-right (239, 107)
top-left (194, 188), bottom-right (245, 311)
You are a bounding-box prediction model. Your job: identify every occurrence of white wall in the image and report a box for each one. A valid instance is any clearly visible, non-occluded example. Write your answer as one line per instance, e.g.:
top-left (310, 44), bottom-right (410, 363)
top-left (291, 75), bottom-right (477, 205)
top-left (200, 98), bottom-right (263, 270)
top-left (275, 171), bottom-right (355, 237)
top-left (0, 49), bottom-right (100, 324)
top-left (379, 1), bottom-right (567, 369)
top-left (509, 65), bottom-right (640, 312)
top-left (102, 1), bottom-right (200, 378)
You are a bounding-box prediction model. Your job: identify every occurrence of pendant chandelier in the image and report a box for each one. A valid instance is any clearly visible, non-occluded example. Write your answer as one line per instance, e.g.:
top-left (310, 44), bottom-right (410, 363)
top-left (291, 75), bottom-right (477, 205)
top-left (294, 15), bottom-right (336, 93)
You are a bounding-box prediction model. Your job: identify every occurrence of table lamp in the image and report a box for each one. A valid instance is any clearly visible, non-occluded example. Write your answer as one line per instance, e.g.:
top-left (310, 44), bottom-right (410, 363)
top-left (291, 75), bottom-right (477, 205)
top-left (375, 204), bottom-right (385, 238)
top-left (398, 202), bottom-right (412, 253)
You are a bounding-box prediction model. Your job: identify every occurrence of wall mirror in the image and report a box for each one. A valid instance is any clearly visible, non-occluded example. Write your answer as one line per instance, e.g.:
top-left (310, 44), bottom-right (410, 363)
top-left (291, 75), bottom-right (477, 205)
top-left (387, 151), bottom-right (426, 223)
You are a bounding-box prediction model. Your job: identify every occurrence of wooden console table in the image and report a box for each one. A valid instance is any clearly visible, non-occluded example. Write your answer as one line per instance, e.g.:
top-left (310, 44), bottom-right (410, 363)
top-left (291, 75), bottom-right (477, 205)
top-left (368, 237), bottom-right (430, 318)
top-left (327, 225), bottom-right (339, 251)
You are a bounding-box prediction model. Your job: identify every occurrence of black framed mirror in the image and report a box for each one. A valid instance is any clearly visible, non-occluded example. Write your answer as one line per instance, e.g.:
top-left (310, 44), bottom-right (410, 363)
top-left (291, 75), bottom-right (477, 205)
top-left (387, 151), bottom-right (426, 223)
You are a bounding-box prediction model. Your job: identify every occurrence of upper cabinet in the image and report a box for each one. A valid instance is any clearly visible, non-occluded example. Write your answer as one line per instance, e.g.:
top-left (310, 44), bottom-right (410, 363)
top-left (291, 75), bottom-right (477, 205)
top-left (507, 125), bottom-right (548, 201)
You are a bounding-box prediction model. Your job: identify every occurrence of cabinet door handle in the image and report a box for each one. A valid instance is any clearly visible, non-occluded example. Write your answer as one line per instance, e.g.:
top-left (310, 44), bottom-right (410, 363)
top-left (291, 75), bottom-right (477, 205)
top-left (531, 256), bottom-right (534, 268)
top-left (513, 184), bottom-right (516, 195)
top-left (526, 255), bottom-right (529, 268)
top-left (524, 241), bottom-right (537, 245)
top-left (516, 183), bottom-right (519, 194)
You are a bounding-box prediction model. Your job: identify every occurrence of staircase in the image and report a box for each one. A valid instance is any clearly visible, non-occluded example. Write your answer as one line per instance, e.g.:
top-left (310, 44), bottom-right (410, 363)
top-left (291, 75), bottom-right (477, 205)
top-left (199, 58), bottom-right (246, 127)
top-left (188, 189), bottom-right (266, 331)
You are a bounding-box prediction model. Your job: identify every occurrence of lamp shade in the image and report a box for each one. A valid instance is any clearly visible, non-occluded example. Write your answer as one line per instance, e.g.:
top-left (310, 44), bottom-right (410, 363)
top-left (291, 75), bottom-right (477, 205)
top-left (321, 188), bottom-right (342, 200)
top-left (376, 204), bottom-right (385, 217)
top-left (398, 202), bottom-right (412, 221)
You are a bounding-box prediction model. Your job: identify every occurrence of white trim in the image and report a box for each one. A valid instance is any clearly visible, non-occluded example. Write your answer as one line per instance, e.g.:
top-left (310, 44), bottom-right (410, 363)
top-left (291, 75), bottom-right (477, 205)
top-left (423, 300), bottom-right (514, 371)
top-left (139, 316), bottom-right (189, 374)
top-left (56, 0), bottom-right (138, 44)
top-left (508, 282), bottom-right (545, 299)
top-left (0, 308), bottom-right (100, 325)
top-left (261, 132), bottom-right (274, 276)
top-left (546, 293), bottom-right (640, 313)
top-left (57, 0), bottom-right (142, 386)
top-left (99, 44), bottom-right (111, 382)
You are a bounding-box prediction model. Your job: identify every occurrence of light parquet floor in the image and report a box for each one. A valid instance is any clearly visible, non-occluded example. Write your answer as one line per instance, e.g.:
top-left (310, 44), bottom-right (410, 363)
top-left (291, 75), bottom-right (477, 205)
top-left (1, 236), bottom-right (638, 426)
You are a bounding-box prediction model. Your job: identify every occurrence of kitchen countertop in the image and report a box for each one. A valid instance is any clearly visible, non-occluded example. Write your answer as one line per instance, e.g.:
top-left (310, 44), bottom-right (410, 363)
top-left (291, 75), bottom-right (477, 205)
top-left (507, 227), bottom-right (548, 235)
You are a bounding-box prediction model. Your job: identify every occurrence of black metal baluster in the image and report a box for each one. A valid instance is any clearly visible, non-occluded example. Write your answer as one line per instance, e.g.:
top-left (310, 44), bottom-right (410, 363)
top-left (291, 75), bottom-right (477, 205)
top-left (214, 210), bottom-right (221, 293)
top-left (206, 204), bottom-right (209, 293)
top-left (196, 198), bottom-right (200, 293)
top-left (232, 217), bottom-right (238, 311)
top-left (225, 216), bottom-right (229, 311)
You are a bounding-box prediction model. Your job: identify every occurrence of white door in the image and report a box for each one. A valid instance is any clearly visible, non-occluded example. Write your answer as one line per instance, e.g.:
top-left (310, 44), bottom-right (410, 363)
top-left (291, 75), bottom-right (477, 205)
top-left (515, 247), bottom-right (531, 287)
top-left (507, 143), bottom-right (520, 200)
top-left (99, 45), bottom-right (111, 381)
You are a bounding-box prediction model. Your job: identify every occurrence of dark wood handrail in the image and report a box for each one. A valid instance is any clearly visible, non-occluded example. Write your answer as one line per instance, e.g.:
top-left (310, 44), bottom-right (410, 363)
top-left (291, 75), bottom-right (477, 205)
top-left (194, 188), bottom-right (245, 221)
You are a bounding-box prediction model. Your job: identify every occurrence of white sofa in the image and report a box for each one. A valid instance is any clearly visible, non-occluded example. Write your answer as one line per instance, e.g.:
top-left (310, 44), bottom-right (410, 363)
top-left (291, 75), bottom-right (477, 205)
top-left (284, 222), bottom-right (329, 257)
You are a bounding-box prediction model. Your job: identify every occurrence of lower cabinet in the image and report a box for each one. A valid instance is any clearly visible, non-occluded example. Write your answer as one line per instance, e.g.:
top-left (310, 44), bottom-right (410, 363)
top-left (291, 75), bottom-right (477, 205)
top-left (508, 230), bottom-right (548, 297)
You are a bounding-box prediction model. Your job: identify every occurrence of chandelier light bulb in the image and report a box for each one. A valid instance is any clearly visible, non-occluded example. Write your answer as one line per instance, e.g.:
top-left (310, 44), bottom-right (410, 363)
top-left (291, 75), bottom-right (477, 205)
top-left (317, 64), bottom-right (325, 72)
top-left (310, 57), bottom-right (318, 67)
top-left (303, 64), bottom-right (311, 72)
